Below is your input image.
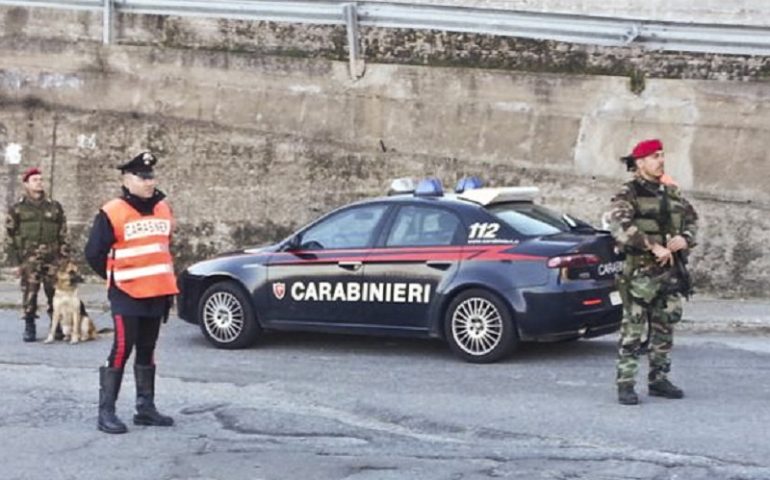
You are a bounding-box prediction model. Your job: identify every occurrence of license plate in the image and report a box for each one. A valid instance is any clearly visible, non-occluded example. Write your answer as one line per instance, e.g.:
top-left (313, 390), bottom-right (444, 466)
top-left (609, 291), bottom-right (622, 306)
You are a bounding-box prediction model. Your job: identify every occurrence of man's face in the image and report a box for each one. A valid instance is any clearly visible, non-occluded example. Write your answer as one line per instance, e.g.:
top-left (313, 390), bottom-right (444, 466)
top-left (636, 150), bottom-right (665, 181)
top-left (122, 172), bottom-right (157, 199)
top-left (23, 173), bottom-right (45, 196)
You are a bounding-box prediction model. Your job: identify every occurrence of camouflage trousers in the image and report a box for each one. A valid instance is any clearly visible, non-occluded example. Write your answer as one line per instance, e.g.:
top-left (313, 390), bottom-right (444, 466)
top-left (616, 291), bottom-right (683, 386)
top-left (19, 255), bottom-right (59, 321)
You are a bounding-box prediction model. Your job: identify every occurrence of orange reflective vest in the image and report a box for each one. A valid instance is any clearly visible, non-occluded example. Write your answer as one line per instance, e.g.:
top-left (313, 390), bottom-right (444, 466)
top-left (102, 198), bottom-right (179, 299)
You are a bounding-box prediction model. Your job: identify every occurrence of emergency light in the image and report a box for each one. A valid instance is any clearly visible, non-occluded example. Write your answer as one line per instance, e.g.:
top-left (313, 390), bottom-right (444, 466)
top-left (454, 176), bottom-right (484, 193)
top-left (414, 177), bottom-right (444, 197)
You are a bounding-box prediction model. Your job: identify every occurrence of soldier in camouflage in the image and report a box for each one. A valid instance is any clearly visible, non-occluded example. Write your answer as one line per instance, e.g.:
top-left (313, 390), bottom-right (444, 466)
top-left (604, 139), bottom-right (698, 405)
top-left (4, 167), bottom-right (69, 342)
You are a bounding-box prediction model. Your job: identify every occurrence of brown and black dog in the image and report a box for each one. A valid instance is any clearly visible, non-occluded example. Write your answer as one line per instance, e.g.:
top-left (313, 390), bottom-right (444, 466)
top-left (45, 260), bottom-right (97, 344)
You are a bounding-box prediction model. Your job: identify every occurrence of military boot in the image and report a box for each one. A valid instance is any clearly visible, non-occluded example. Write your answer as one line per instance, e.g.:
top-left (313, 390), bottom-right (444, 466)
top-left (98, 367), bottom-right (128, 434)
top-left (133, 365), bottom-right (174, 427)
top-left (22, 317), bottom-right (36, 342)
top-left (618, 383), bottom-right (639, 405)
top-left (649, 379), bottom-right (684, 399)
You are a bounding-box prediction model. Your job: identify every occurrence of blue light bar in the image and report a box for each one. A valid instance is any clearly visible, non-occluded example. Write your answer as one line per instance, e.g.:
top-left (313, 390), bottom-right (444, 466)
top-left (414, 177), bottom-right (444, 197)
top-left (455, 176), bottom-right (484, 193)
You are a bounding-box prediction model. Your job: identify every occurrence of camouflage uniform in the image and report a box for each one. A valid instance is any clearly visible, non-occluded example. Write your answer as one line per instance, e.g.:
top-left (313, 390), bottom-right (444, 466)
top-left (4, 193), bottom-right (69, 322)
top-left (605, 177), bottom-right (698, 387)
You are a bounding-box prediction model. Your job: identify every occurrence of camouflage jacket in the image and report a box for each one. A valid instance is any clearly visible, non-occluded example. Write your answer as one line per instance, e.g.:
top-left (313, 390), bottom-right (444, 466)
top-left (4, 193), bottom-right (69, 267)
top-left (605, 177), bottom-right (698, 274)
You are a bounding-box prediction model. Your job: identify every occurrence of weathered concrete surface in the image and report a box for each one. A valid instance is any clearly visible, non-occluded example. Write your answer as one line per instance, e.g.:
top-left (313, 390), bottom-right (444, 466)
top-left (0, 7), bottom-right (769, 297)
top-left (2, 8), bottom-right (769, 82)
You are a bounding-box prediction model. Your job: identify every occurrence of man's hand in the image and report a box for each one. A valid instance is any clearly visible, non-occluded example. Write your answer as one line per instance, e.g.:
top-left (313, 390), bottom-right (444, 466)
top-left (14, 266), bottom-right (21, 278)
top-left (650, 243), bottom-right (673, 267)
top-left (667, 235), bottom-right (688, 253)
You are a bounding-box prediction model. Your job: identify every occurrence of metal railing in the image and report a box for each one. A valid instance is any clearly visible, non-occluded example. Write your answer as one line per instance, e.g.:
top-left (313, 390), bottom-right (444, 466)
top-left (2, 0), bottom-right (769, 57)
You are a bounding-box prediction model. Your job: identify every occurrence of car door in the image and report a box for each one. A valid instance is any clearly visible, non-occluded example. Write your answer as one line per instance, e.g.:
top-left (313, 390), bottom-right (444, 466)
top-left (361, 204), bottom-right (464, 331)
top-left (264, 203), bottom-right (390, 327)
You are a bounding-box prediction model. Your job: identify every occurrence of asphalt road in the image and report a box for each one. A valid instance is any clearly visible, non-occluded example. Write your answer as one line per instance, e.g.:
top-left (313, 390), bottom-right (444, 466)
top-left (1, 307), bottom-right (769, 480)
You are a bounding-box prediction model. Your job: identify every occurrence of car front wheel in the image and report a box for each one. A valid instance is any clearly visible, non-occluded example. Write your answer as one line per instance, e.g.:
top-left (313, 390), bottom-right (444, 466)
top-left (444, 289), bottom-right (518, 363)
top-left (198, 281), bottom-right (261, 349)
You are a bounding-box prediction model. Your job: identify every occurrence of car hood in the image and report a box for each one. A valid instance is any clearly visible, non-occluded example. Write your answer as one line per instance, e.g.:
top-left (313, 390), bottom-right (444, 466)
top-left (184, 244), bottom-right (278, 275)
top-left (217, 244), bottom-right (275, 258)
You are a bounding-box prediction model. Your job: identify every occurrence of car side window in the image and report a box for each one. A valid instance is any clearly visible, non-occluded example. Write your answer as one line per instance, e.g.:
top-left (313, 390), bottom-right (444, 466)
top-left (300, 205), bottom-right (388, 250)
top-left (386, 206), bottom-right (463, 247)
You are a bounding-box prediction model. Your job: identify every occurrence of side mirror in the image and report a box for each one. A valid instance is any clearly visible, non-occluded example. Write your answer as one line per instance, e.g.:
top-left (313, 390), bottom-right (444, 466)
top-left (282, 235), bottom-right (301, 251)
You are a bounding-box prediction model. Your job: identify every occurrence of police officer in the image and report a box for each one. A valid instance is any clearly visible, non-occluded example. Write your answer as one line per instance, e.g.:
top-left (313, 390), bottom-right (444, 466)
top-left (4, 167), bottom-right (69, 342)
top-left (605, 139), bottom-right (698, 405)
top-left (85, 152), bottom-right (177, 434)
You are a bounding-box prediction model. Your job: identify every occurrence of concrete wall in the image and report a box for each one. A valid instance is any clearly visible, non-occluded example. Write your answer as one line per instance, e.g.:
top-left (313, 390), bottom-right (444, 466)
top-left (1, 7), bottom-right (769, 297)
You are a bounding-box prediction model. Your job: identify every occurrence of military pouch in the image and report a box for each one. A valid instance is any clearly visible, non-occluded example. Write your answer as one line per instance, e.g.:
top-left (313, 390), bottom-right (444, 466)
top-left (660, 271), bottom-right (684, 297)
top-left (628, 268), bottom-right (685, 304)
top-left (627, 274), bottom-right (664, 304)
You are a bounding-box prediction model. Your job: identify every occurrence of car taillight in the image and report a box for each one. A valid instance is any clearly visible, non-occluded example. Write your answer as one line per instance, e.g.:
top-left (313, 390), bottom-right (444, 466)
top-left (547, 254), bottom-right (600, 269)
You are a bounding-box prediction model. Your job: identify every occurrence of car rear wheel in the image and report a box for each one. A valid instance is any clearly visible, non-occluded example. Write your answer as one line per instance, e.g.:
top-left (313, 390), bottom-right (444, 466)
top-left (198, 281), bottom-right (261, 349)
top-left (444, 289), bottom-right (518, 363)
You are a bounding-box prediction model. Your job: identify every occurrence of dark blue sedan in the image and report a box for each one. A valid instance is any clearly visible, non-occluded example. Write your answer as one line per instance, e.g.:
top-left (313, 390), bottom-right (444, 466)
top-left (177, 178), bottom-right (623, 363)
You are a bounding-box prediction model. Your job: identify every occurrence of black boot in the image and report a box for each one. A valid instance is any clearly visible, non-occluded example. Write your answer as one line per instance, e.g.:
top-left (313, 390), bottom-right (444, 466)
top-left (618, 383), bottom-right (639, 405)
top-left (649, 379), bottom-right (684, 399)
top-left (98, 367), bottom-right (128, 434)
top-left (133, 365), bottom-right (174, 427)
top-left (23, 317), bottom-right (36, 342)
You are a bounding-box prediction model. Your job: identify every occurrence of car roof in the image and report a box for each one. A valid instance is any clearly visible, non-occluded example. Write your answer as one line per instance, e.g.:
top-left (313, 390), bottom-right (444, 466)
top-left (349, 187), bottom-right (539, 212)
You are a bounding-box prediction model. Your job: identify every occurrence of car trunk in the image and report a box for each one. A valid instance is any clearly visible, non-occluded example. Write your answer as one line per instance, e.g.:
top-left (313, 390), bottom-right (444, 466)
top-left (518, 231), bottom-right (624, 281)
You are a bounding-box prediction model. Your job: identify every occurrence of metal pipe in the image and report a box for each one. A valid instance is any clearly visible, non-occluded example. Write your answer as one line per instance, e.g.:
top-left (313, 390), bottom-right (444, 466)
top-left (102, 0), bottom-right (112, 44)
top-left (344, 3), bottom-right (364, 80)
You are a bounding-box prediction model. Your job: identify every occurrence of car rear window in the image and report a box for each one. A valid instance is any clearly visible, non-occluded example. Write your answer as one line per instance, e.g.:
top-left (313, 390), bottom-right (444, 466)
top-left (486, 202), bottom-right (572, 236)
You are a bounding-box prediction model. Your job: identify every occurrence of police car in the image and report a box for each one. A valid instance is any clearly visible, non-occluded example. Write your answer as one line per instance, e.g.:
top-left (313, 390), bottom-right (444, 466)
top-left (177, 177), bottom-right (623, 363)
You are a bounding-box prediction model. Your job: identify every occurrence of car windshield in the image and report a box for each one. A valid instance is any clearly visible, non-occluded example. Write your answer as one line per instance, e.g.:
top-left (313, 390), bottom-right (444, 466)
top-left (486, 202), bottom-right (573, 236)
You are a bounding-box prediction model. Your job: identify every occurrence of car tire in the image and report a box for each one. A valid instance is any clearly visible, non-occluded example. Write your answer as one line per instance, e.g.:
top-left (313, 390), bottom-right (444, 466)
top-left (444, 288), bottom-right (518, 363)
top-left (198, 281), bottom-right (261, 349)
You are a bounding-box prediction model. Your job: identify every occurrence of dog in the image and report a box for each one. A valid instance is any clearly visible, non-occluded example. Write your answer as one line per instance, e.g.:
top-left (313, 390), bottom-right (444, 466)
top-left (45, 260), bottom-right (97, 344)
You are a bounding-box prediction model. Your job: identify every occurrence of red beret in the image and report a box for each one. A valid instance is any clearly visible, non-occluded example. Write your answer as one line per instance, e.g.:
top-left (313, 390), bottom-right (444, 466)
top-left (631, 139), bottom-right (663, 159)
top-left (22, 167), bottom-right (42, 182)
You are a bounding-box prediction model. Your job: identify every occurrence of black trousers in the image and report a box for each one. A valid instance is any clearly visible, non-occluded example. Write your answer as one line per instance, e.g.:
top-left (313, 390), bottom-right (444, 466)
top-left (106, 314), bottom-right (162, 370)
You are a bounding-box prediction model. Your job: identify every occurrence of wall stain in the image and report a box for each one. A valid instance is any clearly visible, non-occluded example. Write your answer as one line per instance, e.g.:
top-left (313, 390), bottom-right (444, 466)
top-left (3, 7), bottom-right (28, 37)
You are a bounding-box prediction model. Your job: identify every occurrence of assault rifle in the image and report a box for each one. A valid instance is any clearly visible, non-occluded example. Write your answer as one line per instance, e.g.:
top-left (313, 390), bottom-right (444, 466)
top-left (660, 187), bottom-right (694, 299)
top-left (672, 250), bottom-right (693, 299)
